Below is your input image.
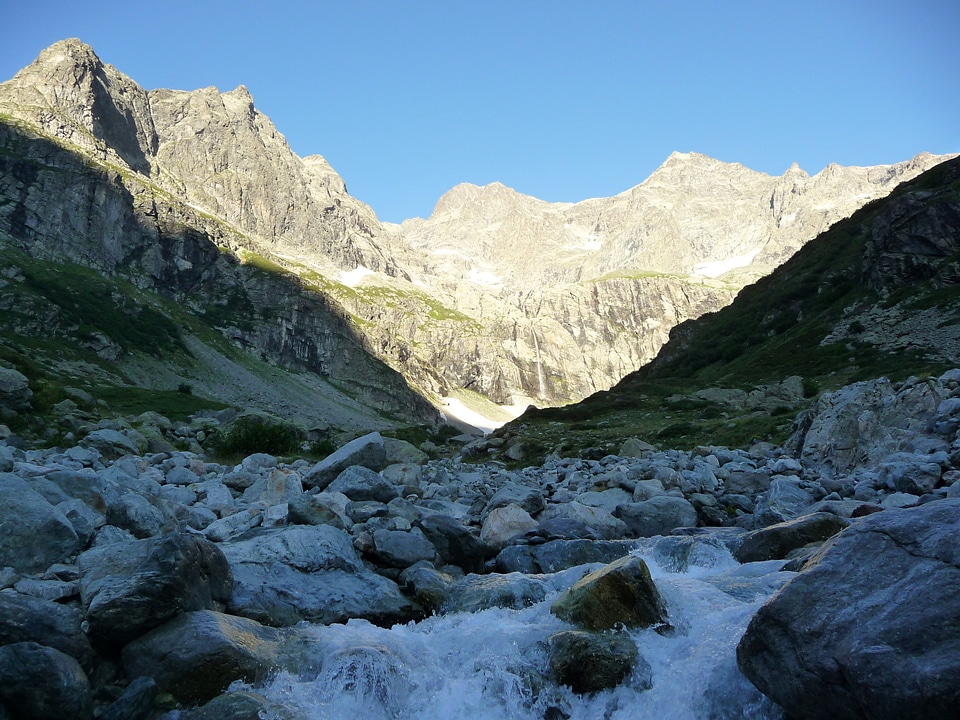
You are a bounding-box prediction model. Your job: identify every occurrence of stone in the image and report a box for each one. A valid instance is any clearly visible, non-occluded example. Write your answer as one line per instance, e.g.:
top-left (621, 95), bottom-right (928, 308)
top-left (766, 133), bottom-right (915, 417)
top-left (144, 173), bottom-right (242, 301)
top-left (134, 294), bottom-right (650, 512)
top-left (480, 503), bottom-right (539, 550)
top-left (105, 491), bottom-right (172, 538)
top-left (398, 562), bottom-right (456, 611)
top-left (0, 368), bottom-right (32, 412)
top-left (121, 610), bottom-right (287, 705)
top-left (370, 528), bottom-right (436, 568)
top-left (326, 465), bottom-right (398, 503)
top-left (737, 499), bottom-right (960, 720)
top-left (734, 512), bottom-right (850, 563)
top-left (0, 475), bottom-right (79, 574)
top-left (548, 630), bottom-right (646, 694)
top-left (0, 642), bottom-right (91, 720)
top-left (550, 555), bottom-right (666, 631)
top-left (202, 509), bottom-right (262, 542)
top-left (98, 676), bottom-right (158, 720)
top-left (0, 591), bottom-right (95, 670)
top-left (752, 477), bottom-right (815, 527)
top-left (302, 433), bottom-right (387, 490)
top-left (618, 437), bottom-right (655, 457)
top-left (180, 689), bottom-right (304, 720)
top-left (616, 496), bottom-right (698, 537)
top-left (443, 573), bottom-right (547, 613)
top-left (79, 429), bottom-right (142, 459)
top-left (495, 539), bottom-right (637, 574)
top-left (383, 437), bottom-right (428, 465)
top-left (417, 514), bottom-right (490, 573)
top-left (77, 532), bottom-right (233, 649)
top-left (539, 501), bottom-right (626, 540)
top-left (241, 468), bottom-right (303, 506)
top-left (482, 482), bottom-right (545, 520)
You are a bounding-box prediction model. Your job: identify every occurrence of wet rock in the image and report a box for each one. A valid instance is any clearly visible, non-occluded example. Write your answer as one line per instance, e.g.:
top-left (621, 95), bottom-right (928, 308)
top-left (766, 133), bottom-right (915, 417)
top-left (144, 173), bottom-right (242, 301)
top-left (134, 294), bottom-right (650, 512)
top-left (0, 475), bottom-right (79, 574)
top-left (737, 499), bottom-right (960, 720)
top-left (98, 676), bottom-right (158, 720)
top-left (78, 532), bottom-right (232, 649)
top-left (548, 630), bottom-right (646, 694)
top-left (0, 642), bottom-right (91, 720)
top-left (418, 514), bottom-right (489, 573)
top-left (398, 562), bottom-right (456, 611)
top-left (551, 555), bottom-right (666, 631)
top-left (495, 539), bottom-right (637, 575)
top-left (734, 512), bottom-right (850, 563)
top-left (121, 610), bottom-right (286, 706)
top-left (179, 689), bottom-right (305, 720)
top-left (443, 572), bottom-right (547, 613)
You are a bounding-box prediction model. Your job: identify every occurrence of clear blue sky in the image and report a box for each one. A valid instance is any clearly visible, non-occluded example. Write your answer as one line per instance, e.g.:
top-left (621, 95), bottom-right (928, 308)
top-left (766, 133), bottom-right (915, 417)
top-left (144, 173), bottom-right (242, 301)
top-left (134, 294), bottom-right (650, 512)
top-left (2, 1), bottom-right (958, 223)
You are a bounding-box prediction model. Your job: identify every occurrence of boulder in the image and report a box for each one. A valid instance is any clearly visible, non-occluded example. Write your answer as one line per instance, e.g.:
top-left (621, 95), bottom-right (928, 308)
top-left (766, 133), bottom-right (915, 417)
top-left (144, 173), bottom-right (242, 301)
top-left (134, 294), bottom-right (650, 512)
top-left (538, 501), bottom-right (626, 540)
top-left (97, 676), bottom-right (158, 720)
top-left (616, 495), bottom-right (698, 538)
top-left (302, 433), bottom-right (386, 490)
top-left (417, 514), bottom-right (490, 573)
top-left (548, 630), bottom-right (647, 694)
top-left (480, 504), bottom-right (538, 550)
top-left (0, 642), bottom-right (91, 720)
top-left (0, 592), bottom-right (95, 670)
top-left (398, 562), bottom-right (456, 611)
top-left (180, 690), bottom-right (304, 720)
top-left (0, 475), bottom-right (79, 574)
top-left (495, 539), bottom-right (637, 574)
top-left (752, 478), bottom-right (815, 527)
top-left (77, 532), bottom-right (232, 649)
top-left (551, 555), bottom-right (666, 631)
top-left (287, 492), bottom-right (347, 529)
top-left (370, 528), bottom-right (436, 568)
top-left (0, 368), bottom-right (32, 412)
top-left (734, 512), bottom-right (850, 563)
top-left (326, 465), bottom-right (398, 503)
top-left (443, 573), bottom-right (547, 614)
top-left (737, 499), bottom-right (960, 720)
top-left (121, 610), bottom-right (287, 705)
top-left (220, 525), bottom-right (416, 626)
top-left (482, 482), bottom-right (545, 520)
top-left (79, 429), bottom-right (142, 460)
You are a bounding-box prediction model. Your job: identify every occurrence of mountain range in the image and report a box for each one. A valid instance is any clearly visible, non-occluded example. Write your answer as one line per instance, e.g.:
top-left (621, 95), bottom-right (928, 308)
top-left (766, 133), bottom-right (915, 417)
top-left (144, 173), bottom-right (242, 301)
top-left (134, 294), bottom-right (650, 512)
top-left (0, 38), bottom-right (953, 436)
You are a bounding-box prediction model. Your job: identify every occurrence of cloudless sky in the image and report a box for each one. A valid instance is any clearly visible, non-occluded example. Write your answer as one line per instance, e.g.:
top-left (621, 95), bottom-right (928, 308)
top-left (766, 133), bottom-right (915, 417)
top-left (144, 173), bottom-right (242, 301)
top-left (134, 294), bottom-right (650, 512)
top-left (1, 1), bottom-right (958, 223)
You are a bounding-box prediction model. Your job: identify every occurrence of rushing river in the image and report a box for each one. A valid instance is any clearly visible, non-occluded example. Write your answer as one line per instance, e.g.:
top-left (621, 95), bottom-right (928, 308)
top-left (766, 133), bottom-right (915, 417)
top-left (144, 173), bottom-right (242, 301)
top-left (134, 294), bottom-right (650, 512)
top-left (240, 540), bottom-right (790, 719)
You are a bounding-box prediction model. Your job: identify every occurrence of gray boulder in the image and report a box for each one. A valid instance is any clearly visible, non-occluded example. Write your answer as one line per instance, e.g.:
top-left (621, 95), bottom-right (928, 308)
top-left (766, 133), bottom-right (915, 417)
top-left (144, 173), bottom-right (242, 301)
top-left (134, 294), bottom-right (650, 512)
top-left (302, 432), bottom-right (386, 490)
top-left (538, 501), bottom-right (627, 540)
top-left (121, 610), bottom-right (287, 705)
top-left (616, 495), bottom-right (698, 537)
top-left (418, 514), bottom-right (490, 573)
top-left (548, 630), bottom-right (647, 694)
top-left (0, 642), bottom-right (91, 720)
top-left (443, 573), bottom-right (547, 614)
top-left (327, 465), bottom-right (398, 503)
top-left (734, 512), bottom-right (850, 563)
top-left (180, 690), bottom-right (304, 720)
top-left (370, 528), bottom-right (436, 568)
top-left (495, 539), bottom-right (637, 574)
top-left (737, 499), bottom-right (960, 720)
top-left (551, 555), bottom-right (666, 632)
top-left (0, 592), bottom-right (94, 671)
top-left (78, 532), bottom-right (232, 649)
top-left (752, 477), bottom-right (815, 527)
top-left (98, 676), bottom-right (158, 720)
top-left (0, 475), bottom-right (79, 574)
top-left (0, 368), bottom-right (32, 413)
top-left (482, 482), bottom-right (545, 520)
top-left (79, 429), bottom-right (143, 459)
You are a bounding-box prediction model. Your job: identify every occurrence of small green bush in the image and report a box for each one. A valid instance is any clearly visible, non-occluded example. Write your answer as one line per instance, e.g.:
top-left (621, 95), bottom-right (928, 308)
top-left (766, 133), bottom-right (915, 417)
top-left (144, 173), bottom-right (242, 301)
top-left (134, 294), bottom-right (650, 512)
top-left (801, 377), bottom-right (821, 398)
top-left (177, 383), bottom-right (193, 395)
top-left (215, 416), bottom-right (304, 457)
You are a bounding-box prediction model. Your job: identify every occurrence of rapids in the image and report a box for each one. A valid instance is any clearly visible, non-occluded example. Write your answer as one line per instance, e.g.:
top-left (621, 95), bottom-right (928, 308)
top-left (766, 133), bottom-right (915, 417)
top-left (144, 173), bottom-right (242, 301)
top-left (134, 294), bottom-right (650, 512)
top-left (239, 540), bottom-right (789, 719)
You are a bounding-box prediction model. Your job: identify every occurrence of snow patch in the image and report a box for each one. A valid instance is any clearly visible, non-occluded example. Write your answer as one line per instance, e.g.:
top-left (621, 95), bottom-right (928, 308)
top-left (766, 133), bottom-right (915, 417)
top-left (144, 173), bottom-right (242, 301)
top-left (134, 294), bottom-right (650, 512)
top-left (468, 269), bottom-right (502, 287)
top-left (694, 247), bottom-right (762, 278)
top-left (441, 398), bottom-right (526, 434)
top-left (339, 266), bottom-right (374, 287)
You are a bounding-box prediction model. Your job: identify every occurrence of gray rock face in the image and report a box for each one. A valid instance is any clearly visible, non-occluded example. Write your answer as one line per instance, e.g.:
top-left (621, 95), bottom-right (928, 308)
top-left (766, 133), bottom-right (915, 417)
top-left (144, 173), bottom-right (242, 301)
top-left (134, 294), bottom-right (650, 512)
top-left (737, 500), bottom-right (960, 720)
top-left (77, 532), bottom-right (233, 649)
top-left (0, 475), bottom-right (79, 573)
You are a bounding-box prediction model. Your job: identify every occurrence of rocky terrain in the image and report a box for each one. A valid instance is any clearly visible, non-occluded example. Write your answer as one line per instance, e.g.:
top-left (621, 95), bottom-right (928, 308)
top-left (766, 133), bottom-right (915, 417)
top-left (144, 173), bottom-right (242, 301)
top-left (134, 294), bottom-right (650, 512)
top-left (0, 39), bottom-right (949, 427)
top-left (0, 364), bottom-right (958, 718)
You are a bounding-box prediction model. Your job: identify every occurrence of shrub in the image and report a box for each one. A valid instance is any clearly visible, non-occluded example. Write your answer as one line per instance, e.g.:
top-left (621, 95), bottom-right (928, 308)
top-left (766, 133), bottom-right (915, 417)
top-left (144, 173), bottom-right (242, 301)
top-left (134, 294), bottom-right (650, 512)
top-left (177, 383), bottom-right (193, 395)
top-left (801, 377), bottom-right (821, 398)
top-left (215, 416), bottom-right (304, 457)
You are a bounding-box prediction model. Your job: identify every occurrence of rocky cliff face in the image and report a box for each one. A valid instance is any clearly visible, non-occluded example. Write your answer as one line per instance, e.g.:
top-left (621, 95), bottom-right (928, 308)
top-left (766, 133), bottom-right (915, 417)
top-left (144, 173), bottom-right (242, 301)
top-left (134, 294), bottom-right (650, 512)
top-left (0, 39), bottom-right (951, 421)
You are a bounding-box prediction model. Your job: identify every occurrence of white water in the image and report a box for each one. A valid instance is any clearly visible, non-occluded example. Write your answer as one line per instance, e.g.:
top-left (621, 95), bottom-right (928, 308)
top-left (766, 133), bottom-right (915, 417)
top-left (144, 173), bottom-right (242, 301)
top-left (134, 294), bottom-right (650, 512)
top-left (240, 542), bottom-right (789, 719)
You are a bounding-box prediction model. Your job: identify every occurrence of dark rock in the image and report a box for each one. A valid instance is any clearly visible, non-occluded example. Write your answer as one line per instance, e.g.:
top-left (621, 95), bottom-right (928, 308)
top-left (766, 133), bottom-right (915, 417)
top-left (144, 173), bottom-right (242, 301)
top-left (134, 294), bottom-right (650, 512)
top-left (418, 514), bottom-right (490, 573)
top-left (0, 591), bottom-right (95, 670)
top-left (0, 642), bottom-right (92, 720)
top-left (370, 528), bottom-right (436, 568)
top-left (121, 611), bottom-right (285, 706)
top-left (548, 630), bottom-right (646, 694)
top-left (180, 690), bottom-right (304, 720)
top-left (0, 475), bottom-right (79, 574)
top-left (734, 512), bottom-right (850, 563)
top-left (551, 555), bottom-right (666, 631)
top-left (495, 539), bottom-right (637, 574)
top-left (616, 495), bottom-right (698, 537)
top-left (737, 499), bottom-right (960, 720)
top-left (443, 573), bottom-right (547, 613)
top-left (287, 493), bottom-right (346, 529)
top-left (98, 676), bottom-right (157, 720)
top-left (398, 561), bottom-right (456, 611)
top-left (78, 532), bottom-right (232, 650)
top-left (482, 482), bottom-right (545, 520)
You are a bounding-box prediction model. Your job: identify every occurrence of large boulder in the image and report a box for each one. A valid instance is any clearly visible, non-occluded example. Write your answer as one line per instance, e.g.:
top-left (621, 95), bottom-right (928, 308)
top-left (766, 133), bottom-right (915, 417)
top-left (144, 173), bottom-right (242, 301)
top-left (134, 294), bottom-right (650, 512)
top-left (443, 573), bottom-right (547, 614)
top-left (0, 475), bottom-right (79, 574)
top-left (538, 501), bottom-right (627, 540)
top-left (551, 555), bottom-right (666, 631)
top-left (495, 539), bottom-right (637, 574)
top-left (77, 532), bottom-right (232, 649)
top-left (121, 610), bottom-right (288, 705)
top-left (417, 514), bottom-right (489, 573)
top-left (0, 368), bottom-right (32, 413)
top-left (480, 504), bottom-right (538, 550)
top-left (220, 525), bottom-right (416, 626)
top-left (0, 642), bottom-right (91, 720)
top-left (548, 630), bottom-right (647, 694)
top-left (734, 512), bottom-right (850, 563)
top-left (302, 433), bottom-right (386, 490)
top-left (737, 499), bottom-right (960, 720)
top-left (0, 592), bottom-right (95, 671)
top-left (616, 495), bottom-right (698, 537)
top-left (326, 465), bottom-right (398, 503)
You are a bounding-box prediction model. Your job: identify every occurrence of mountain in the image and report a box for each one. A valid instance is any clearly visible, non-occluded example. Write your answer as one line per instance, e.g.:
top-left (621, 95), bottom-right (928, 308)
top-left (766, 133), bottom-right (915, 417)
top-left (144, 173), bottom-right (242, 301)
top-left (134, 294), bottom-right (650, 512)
top-left (487, 155), bottom-right (960, 462)
top-left (0, 39), bottom-right (951, 433)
